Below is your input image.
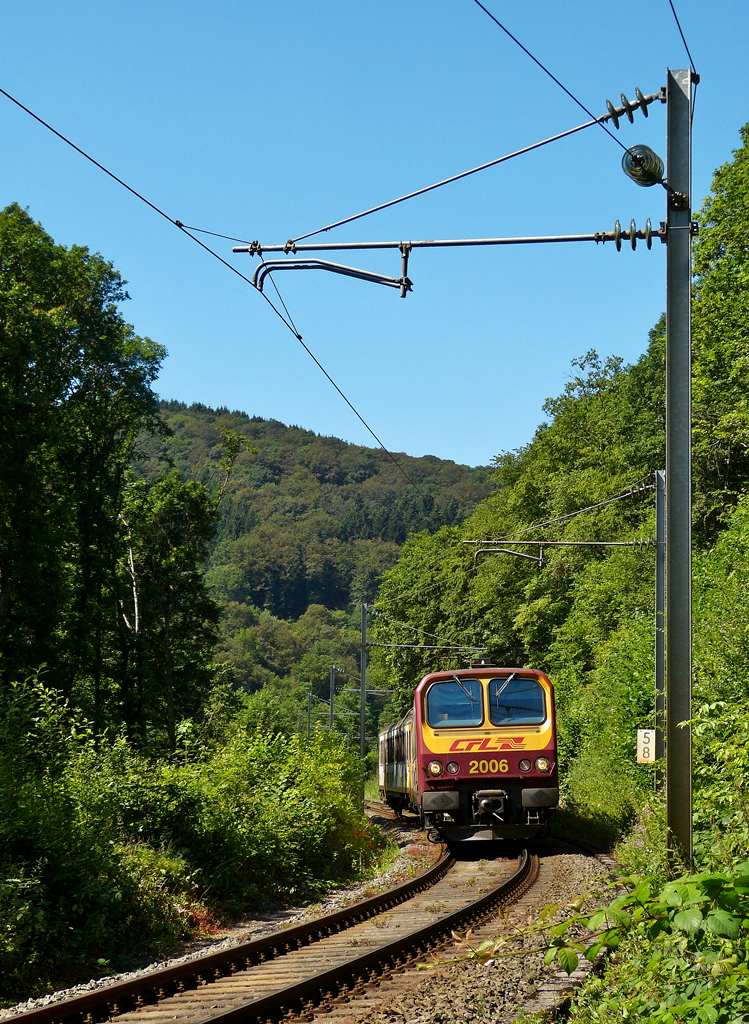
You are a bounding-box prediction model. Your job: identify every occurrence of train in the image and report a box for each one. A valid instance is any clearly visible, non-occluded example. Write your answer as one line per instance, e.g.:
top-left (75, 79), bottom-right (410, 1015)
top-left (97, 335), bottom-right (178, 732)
top-left (378, 665), bottom-right (558, 842)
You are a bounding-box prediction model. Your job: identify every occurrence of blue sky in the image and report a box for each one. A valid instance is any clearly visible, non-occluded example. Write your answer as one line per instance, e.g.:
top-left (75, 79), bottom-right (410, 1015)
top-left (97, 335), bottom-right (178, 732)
top-left (1, 2), bottom-right (746, 468)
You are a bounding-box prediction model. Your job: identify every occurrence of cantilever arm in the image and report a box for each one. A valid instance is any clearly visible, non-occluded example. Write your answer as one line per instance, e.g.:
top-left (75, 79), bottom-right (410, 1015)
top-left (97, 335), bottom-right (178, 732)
top-left (252, 258), bottom-right (412, 297)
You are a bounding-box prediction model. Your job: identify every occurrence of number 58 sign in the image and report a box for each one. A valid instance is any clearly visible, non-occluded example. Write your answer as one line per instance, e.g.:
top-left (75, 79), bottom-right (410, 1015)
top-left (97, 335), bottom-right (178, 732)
top-left (637, 729), bottom-right (656, 764)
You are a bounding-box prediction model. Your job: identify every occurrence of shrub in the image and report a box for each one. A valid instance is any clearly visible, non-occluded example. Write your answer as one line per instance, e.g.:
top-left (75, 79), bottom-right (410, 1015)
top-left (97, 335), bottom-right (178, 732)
top-left (0, 682), bottom-right (387, 998)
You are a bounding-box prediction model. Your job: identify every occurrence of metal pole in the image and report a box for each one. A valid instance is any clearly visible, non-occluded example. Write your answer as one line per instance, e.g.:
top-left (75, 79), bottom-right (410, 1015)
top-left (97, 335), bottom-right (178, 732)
top-left (360, 603), bottom-right (367, 758)
top-left (655, 469), bottom-right (666, 791)
top-left (307, 691), bottom-right (312, 740)
top-left (665, 68), bottom-right (693, 866)
top-left (329, 665), bottom-right (335, 729)
top-left (233, 226), bottom-right (664, 255)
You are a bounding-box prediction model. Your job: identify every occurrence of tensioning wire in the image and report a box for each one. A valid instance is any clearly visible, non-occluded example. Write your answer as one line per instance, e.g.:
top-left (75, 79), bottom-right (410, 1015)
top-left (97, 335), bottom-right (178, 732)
top-left (470, 0), bottom-right (630, 155)
top-left (179, 224), bottom-right (254, 245)
top-left (0, 84), bottom-right (431, 505)
top-left (374, 610), bottom-right (470, 649)
top-left (486, 479), bottom-right (656, 542)
top-left (290, 117), bottom-right (604, 243)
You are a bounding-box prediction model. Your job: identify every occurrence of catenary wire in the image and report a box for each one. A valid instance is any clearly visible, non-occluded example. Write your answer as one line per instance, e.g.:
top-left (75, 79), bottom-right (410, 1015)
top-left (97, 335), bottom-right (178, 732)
top-left (369, 643), bottom-right (484, 651)
top-left (470, 0), bottom-right (629, 155)
top-left (483, 480), bottom-right (655, 542)
top-left (377, 565), bottom-right (474, 608)
top-left (0, 84), bottom-right (432, 505)
top-left (378, 477), bottom-right (655, 607)
top-left (291, 117), bottom-right (605, 243)
top-left (374, 611), bottom-right (471, 649)
top-left (666, 0), bottom-right (698, 75)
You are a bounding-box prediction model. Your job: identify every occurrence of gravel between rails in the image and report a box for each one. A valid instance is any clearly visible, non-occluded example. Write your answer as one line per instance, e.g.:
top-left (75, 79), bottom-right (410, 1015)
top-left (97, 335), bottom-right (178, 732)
top-left (309, 836), bottom-right (613, 1024)
top-left (0, 811), bottom-right (431, 1021)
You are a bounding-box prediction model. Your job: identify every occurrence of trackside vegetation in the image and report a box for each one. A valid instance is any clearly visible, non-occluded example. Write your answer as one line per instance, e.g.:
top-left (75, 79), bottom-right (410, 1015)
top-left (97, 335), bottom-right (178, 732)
top-left (0, 671), bottom-right (384, 996)
top-left (372, 122), bottom-right (749, 1021)
top-left (0, 205), bottom-right (397, 1000)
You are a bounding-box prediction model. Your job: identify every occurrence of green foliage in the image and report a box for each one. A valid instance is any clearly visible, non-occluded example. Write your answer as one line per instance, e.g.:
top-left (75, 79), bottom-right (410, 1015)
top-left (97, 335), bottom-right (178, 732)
top-left (0, 680), bottom-right (189, 996)
top-left (0, 677), bottom-right (386, 999)
top-left (691, 703), bottom-right (749, 872)
top-left (545, 866), bottom-right (749, 1023)
top-left (117, 470), bottom-right (220, 750)
top-left (0, 203), bottom-right (164, 703)
top-left (692, 123), bottom-right (749, 538)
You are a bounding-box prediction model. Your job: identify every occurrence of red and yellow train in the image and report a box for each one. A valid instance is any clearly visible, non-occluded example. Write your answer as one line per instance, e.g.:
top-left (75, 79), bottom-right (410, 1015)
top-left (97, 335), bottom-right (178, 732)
top-left (378, 666), bottom-right (558, 841)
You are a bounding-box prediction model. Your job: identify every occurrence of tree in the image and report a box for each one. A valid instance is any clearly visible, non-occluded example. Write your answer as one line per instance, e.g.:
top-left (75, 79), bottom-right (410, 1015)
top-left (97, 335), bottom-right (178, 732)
top-left (0, 204), bottom-right (164, 724)
top-left (118, 472), bottom-right (219, 751)
top-left (691, 123), bottom-right (749, 538)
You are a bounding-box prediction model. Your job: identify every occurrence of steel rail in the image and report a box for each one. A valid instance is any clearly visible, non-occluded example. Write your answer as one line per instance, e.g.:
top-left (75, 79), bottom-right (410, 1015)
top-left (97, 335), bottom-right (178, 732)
top-left (11, 851), bottom-right (454, 1024)
top-left (202, 849), bottom-right (539, 1024)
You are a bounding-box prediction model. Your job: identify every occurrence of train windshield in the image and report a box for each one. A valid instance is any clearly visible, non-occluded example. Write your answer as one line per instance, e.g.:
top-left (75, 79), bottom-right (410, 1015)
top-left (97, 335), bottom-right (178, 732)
top-left (426, 678), bottom-right (483, 727)
top-left (488, 675), bottom-right (546, 725)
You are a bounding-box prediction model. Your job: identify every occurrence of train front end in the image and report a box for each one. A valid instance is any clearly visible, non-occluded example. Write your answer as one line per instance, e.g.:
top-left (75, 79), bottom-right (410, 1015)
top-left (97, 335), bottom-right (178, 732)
top-left (415, 668), bottom-right (558, 841)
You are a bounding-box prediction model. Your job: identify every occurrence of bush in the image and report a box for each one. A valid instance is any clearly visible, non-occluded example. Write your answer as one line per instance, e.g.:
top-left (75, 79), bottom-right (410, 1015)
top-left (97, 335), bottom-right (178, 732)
top-left (0, 679), bottom-right (387, 999)
top-left (549, 865), bottom-right (749, 1023)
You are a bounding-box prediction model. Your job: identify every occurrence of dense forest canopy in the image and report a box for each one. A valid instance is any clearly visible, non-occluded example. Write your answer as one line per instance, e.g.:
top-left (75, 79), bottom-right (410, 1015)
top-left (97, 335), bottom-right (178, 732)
top-left (132, 403), bottom-right (490, 707)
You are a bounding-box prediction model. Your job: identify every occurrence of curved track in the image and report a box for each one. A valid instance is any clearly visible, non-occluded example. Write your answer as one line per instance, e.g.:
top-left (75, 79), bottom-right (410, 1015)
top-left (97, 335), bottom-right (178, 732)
top-left (10, 848), bottom-right (539, 1024)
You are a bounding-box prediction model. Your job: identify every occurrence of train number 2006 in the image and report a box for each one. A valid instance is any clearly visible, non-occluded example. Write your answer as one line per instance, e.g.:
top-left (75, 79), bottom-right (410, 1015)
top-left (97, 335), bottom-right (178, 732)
top-left (468, 758), bottom-right (509, 774)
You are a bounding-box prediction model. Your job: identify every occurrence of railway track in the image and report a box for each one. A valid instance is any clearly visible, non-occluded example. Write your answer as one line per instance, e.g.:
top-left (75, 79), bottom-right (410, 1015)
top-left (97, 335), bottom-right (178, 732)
top-left (11, 847), bottom-right (539, 1024)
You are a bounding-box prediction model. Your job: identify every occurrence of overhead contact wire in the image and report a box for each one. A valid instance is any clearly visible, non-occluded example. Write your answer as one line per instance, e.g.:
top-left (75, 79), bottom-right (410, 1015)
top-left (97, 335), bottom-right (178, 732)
top-left (257, 264), bottom-right (433, 499)
top-left (374, 611), bottom-right (470, 648)
top-left (371, 643), bottom-right (483, 651)
top-left (481, 481), bottom-right (655, 542)
top-left (377, 565), bottom-right (474, 607)
top-left (0, 84), bottom-right (431, 505)
top-left (470, 0), bottom-right (630, 155)
top-left (379, 480), bottom-right (655, 606)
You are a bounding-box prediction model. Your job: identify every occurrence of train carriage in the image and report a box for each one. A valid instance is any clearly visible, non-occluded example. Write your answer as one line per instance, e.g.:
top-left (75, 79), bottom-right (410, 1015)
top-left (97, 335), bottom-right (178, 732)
top-left (378, 666), bottom-right (558, 841)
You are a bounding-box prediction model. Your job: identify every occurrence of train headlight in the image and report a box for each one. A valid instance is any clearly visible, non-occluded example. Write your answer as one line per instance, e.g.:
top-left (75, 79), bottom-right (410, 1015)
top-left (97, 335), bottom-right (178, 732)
top-left (534, 757), bottom-right (551, 773)
top-left (446, 761), bottom-right (459, 775)
top-left (427, 760), bottom-right (443, 776)
top-left (518, 758), bottom-right (532, 772)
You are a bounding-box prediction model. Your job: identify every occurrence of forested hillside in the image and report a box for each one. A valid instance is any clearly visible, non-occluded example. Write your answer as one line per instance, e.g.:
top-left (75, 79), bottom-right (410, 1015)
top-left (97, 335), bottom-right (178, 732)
top-left (372, 123), bottom-right (749, 1021)
top-left (134, 403), bottom-right (489, 698)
